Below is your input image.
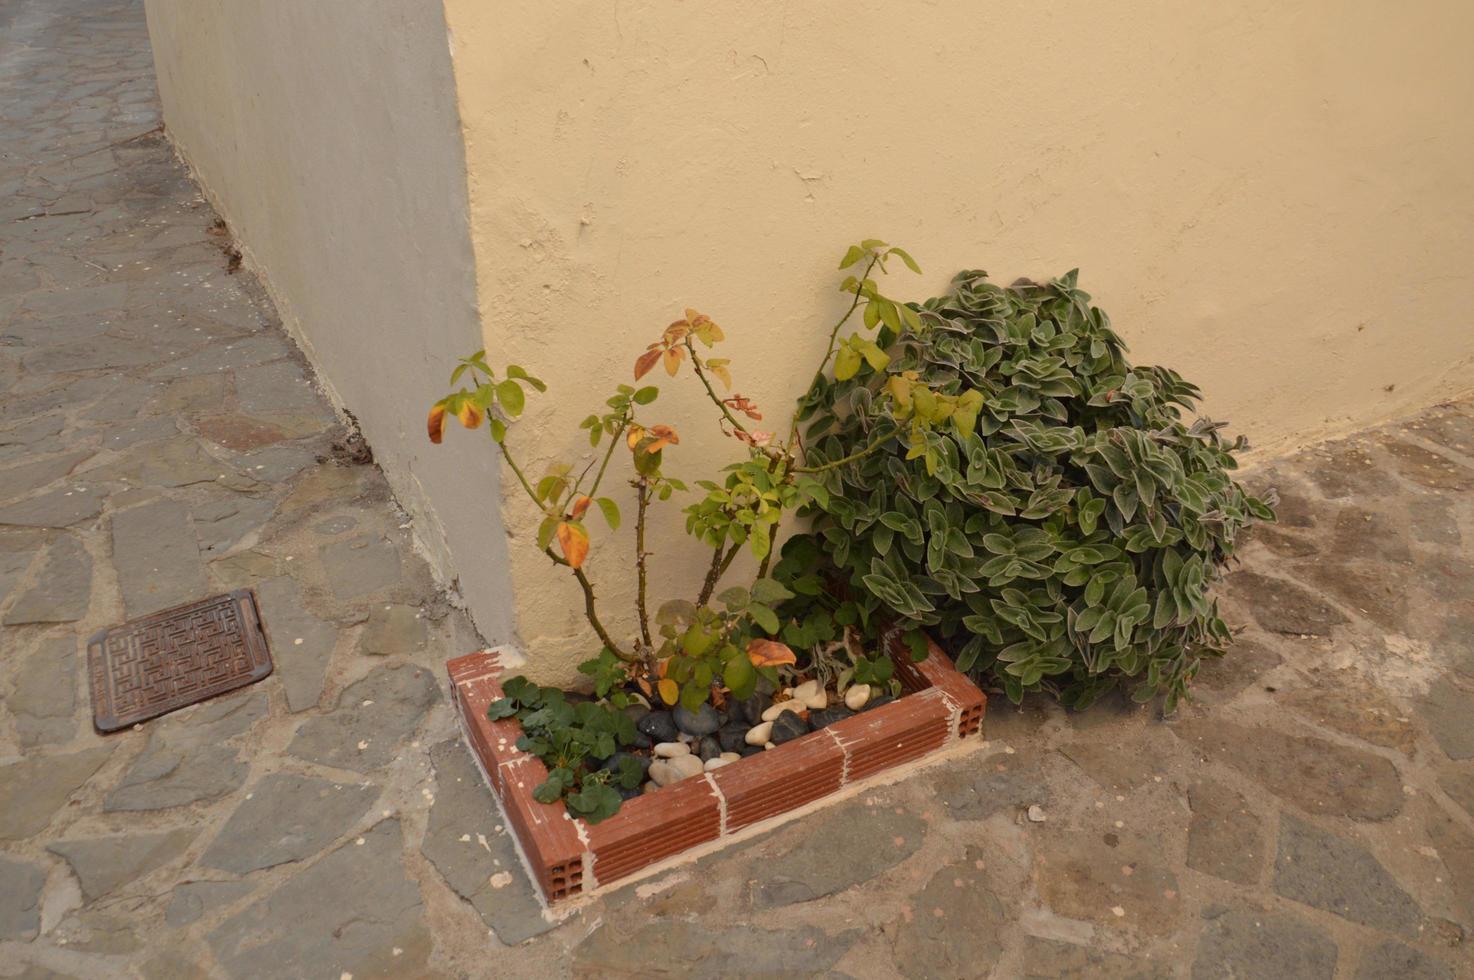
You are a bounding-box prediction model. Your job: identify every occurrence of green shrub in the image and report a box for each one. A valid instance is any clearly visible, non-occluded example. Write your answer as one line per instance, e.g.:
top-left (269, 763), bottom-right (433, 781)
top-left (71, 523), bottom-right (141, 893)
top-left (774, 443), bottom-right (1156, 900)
top-left (795, 268), bottom-right (1274, 712)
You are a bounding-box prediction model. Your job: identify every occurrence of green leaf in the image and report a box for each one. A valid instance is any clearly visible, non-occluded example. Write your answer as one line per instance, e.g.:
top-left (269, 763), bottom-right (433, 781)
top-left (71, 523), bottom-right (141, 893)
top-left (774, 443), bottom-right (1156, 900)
top-left (751, 577), bottom-right (794, 605)
top-left (839, 245), bottom-right (866, 269)
top-left (748, 603), bottom-right (779, 635)
top-left (834, 345), bottom-right (862, 381)
top-left (633, 386), bottom-right (659, 405)
top-left (596, 497), bottom-right (620, 530)
top-left (496, 380), bottom-right (526, 417)
top-left (889, 246), bottom-right (922, 274)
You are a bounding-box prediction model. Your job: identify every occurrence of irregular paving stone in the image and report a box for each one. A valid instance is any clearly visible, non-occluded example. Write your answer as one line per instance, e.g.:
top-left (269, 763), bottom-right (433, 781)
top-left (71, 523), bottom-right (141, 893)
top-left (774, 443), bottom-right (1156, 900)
top-left (105, 691), bottom-right (267, 811)
top-left (98, 415), bottom-right (177, 449)
top-left (1353, 940), bottom-right (1454, 980)
top-left (254, 576), bottom-right (335, 711)
top-left (933, 748), bottom-right (1053, 820)
top-left (1380, 439), bottom-right (1474, 491)
top-left (0, 746), bottom-right (112, 840)
top-left (1294, 561), bottom-right (1409, 631)
top-left (165, 880), bottom-right (256, 927)
top-left (1282, 671), bottom-right (1418, 754)
top-left (1020, 936), bottom-right (1172, 979)
top-left (110, 498), bottom-right (208, 617)
top-left (1034, 828), bottom-right (1182, 936)
top-left (1418, 680), bottom-right (1474, 760)
top-left (287, 664), bottom-right (439, 771)
top-left (227, 444), bottom-right (317, 483)
top-left (207, 820), bottom-right (430, 979)
top-left (198, 773), bottom-right (378, 874)
top-left (1058, 728), bottom-right (1175, 791)
top-left (0, 531), bottom-right (41, 603)
top-left (1409, 499), bottom-right (1462, 546)
top-left (1437, 769), bottom-right (1474, 819)
top-left (1305, 445), bottom-right (1391, 500)
top-left (419, 740), bottom-right (555, 944)
top-left (893, 846), bottom-right (1006, 979)
top-left (1173, 719), bottom-right (1404, 821)
top-left (749, 796), bottom-right (925, 908)
top-left (234, 359), bottom-right (326, 415)
top-left (1272, 814), bottom-right (1421, 935)
top-left (0, 450), bottom-right (90, 502)
top-left (1225, 570), bottom-right (1348, 635)
top-left (359, 602), bottom-right (427, 656)
top-left (3, 532), bottom-right (91, 624)
top-left (573, 920), bottom-right (859, 979)
top-left (1191, 639), bottom-right (1283, 698)
top-left (1190, 905), bottom-right (1337, 980)
top-left (48, 828), bottom-right (197, 903)
top-left (145, 333), bottom-right (291, 380)
top-left (188, 490), bottom-right (276, 556)
top-left (102, 437), bottom-right (255, 491)
top-left (0, 855), bottom-right (47, 941)
top-left (194, 415), bottom-right (292, 451)
top-left (0, 414), bottom-right (67, 462)
top-left (9, 633), bottom-right (77, 746)
top-left (1329, 506), bottom-right (1412, 563)
top-left (1422, 802), bottom-right (1474, 921)
top-left (320, 533), bottom-right (402, 600)
top-left (1186, 780), bottom-right (1264, 886)
top-left (0, 484), bottom-right (103, 528)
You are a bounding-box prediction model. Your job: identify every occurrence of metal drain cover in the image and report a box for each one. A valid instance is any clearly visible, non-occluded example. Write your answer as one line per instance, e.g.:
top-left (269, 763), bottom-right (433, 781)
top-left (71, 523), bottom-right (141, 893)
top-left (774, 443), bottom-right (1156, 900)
top-left (87, 589), bottom-right (273, 733)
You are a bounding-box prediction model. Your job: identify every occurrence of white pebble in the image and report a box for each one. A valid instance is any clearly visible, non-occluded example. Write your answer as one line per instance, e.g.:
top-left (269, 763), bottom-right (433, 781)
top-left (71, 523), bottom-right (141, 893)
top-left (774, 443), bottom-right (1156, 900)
top-left (746, 722), bottom-right (773, 745)
top-left (704, 757), bottom-right (732, 771)
top-left (761, 701), bottom-right (806, 722)
top-left (719, 752), bottom-right (741, 762)
top-left (1027, 804), bottom-right (1046, 823)
top-left (668, 755), bottom-right (704, 779)
top-left (844, 684), bottom-right (872, 710)
top-left (792, 680), bottom-right (820, 700)
top-left (653, 742), bottom-right (690, 758)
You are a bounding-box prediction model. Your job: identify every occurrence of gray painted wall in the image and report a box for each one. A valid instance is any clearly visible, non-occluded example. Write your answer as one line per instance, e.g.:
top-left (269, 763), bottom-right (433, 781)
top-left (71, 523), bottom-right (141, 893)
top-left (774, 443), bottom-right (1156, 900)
top-left (141, 0), bottom-right (516, 645)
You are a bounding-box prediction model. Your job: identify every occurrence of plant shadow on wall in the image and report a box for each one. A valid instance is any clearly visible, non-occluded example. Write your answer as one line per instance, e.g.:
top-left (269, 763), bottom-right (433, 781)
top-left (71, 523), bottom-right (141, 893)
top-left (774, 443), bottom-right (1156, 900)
top-left (427, 240), bottom-right (1274, 822)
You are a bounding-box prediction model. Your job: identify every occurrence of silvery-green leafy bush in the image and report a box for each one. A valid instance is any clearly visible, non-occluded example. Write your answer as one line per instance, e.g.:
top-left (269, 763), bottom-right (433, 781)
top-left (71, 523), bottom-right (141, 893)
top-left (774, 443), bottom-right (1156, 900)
top-left (794, 268), bottom-right (1275, 712)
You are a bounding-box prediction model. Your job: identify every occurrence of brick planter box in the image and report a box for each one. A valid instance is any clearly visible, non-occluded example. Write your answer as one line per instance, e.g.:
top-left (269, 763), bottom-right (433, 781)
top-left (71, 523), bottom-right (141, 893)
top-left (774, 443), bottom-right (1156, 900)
top-left (447, 636), bottom-right (985, 904)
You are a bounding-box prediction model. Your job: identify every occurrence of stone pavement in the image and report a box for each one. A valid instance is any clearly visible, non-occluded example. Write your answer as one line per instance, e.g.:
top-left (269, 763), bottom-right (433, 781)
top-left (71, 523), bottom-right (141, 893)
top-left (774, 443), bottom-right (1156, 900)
top-left (2, 2), bottom-right (1473, 978)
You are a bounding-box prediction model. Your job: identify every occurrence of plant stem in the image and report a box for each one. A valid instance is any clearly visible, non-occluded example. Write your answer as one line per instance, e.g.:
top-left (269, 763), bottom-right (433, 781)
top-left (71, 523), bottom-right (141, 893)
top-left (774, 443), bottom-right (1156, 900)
top-left (502, 433), bottom-right (633, 661)
top-left (634, 478), bottom-right (653, 649)
top-left (545, 548), bottom-right (632, 661)
top-left (684, 338), bottom-right (750, 435)
top-left (787, 254), bottom-right (880, 452)
top-left (793, 431), bottom-right (896, 473)
top-left (696, 541), bottom-right (741, 606)
top-left (585, 417), bottom-right (629, 500)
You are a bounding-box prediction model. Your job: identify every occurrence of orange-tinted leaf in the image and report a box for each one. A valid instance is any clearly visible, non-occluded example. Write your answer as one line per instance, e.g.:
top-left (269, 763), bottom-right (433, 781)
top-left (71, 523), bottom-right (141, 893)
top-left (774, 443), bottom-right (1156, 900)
top-left (663, 320), bottom-right (690, 345)
top-left (634, 348), bottom-right (662, 380)
top-left (645, 424), bottom-right (680, 452)
top-left (456, 400), bottom-right (483, 429)
top-left (657, 677), bottom-right (679, 705)
top-left (569, 495), bottom-right (592, 520)
top-left (556, 521), bottom-right (590, 569)
top-left (746, 638), bottom-right (797, 668)
top-left (663, 347), bottom-right (684, 376)
top-left (427, 404), bottom-right (446, 444)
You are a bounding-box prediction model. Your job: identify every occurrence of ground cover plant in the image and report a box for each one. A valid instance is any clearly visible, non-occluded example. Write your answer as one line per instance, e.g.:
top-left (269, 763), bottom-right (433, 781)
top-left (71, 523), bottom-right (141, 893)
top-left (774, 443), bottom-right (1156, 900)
top-left (792, 266), bottom-right (1275, 712)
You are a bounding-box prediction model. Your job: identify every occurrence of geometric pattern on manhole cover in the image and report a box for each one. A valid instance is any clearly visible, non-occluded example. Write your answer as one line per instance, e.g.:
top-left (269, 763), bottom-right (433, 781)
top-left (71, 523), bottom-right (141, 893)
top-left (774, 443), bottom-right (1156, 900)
top-left (86, 589), bottom-right (273, 733)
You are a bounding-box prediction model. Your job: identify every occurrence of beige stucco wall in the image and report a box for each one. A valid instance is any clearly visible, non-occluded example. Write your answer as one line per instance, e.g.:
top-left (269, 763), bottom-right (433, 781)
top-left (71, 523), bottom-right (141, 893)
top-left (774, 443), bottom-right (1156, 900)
top-left (142, 0), bottom-right (518, 642)
top-left (444, 0), bottom-right (1474, 683)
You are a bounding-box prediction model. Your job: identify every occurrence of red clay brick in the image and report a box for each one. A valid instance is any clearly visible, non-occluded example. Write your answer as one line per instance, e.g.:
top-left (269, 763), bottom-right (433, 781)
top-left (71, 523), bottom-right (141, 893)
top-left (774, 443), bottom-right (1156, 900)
top-left (588, 775), bottom-right (721, 884)
top-left (710, 731), bottom-right (846, 831)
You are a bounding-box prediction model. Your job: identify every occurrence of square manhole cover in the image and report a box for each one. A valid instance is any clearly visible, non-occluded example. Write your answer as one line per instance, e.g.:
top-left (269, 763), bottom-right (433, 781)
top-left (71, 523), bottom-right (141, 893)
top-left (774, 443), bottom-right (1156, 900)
top-left (87, 589), bottom-right (273, 733)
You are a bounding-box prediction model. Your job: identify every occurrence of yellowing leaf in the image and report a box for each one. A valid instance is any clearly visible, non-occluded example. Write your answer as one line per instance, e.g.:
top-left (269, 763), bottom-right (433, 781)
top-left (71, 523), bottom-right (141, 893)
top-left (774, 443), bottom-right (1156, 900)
top-left (556, 521), bottom-right (589, 569)
top-left (427, 403), bottom-right (447, 444)
top-left (834, 346), bottom-right (862, 381)
top-left (569, 495), bottom-right (593, 520)
top-left (658, 677), bottom-right (679, 705)
top-left (663, 346), bottom-right (684, 376)
top-left (746, 638), bottom-right (797, 668)
top-left (456, 400), bottom-right (483, 429)
top-left (707, 357), bottom-right (732, 389)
